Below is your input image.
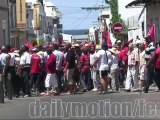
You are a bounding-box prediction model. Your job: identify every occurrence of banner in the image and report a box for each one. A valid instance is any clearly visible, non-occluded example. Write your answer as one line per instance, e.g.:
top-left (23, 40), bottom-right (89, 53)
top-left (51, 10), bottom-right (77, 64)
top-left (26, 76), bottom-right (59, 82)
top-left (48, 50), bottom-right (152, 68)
top-left (16, 0), bottom-right (26, 29)
top-left (148, 24), bottom-right (155, 42)
top-left (102, 27), bottom-right (112, 48)
top-left (34, 4), bottom-right (40, 30)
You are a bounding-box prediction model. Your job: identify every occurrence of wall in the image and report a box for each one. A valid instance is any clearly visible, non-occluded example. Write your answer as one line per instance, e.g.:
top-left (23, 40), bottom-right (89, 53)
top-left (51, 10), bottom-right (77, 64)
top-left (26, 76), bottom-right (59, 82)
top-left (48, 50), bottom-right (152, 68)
top-left (118, 0), bottom-right (143, 19)
top-left (0, 0), bottom-right (9, 46)
top-left (146, 3), bottom-right (160, 41)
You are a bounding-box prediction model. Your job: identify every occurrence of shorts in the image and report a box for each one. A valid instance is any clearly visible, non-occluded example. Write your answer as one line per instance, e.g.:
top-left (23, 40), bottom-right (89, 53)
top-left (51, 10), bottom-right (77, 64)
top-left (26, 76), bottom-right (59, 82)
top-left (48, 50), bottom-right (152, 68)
top-left (139, 66), bottom-right (145, 80)
top-left (45, 74), bottom-right (58, 88)
top-left (99, 70), bottom-right (109, 79)
top-left (67, 69), bottom-right (75, 85)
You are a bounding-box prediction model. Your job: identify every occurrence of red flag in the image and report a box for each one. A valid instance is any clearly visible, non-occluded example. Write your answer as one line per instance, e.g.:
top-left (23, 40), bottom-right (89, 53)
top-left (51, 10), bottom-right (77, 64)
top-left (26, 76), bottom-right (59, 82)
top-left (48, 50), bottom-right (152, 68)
top-left (107, 30), bottom-right (112, 48)
top-left (148, 24), bottom-right (155, 42)
top-left (24, 40), bottom-right (34, 49)
top-left (102, 27), bottom-right (112, 48)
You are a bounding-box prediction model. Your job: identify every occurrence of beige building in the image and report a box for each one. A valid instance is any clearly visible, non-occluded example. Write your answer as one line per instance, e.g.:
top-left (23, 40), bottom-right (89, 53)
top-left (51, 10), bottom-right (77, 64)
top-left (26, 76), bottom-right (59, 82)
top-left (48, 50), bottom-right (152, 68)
top-left (0, 0), bottom-right (9, 46)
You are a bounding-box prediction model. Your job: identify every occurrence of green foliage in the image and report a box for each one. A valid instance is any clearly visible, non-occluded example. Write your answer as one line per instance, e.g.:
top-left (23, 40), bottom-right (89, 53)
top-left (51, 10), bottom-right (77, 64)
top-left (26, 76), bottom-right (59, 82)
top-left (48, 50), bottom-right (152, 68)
top-left (106, 0), bottom-right (128, 41)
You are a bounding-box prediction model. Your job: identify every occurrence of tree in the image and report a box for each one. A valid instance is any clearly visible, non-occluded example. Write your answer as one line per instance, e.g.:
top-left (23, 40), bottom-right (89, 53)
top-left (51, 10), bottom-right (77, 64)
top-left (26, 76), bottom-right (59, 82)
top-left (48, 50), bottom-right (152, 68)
top-left (106, 0), bottom-right (128, 41)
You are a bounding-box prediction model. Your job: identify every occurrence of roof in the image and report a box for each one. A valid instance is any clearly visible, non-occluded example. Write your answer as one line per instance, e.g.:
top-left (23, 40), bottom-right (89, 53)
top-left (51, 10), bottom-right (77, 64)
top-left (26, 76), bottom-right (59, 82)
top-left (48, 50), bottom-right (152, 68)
top-left (126, 0), bottom-right (160, 8)
top-left (126, 0), bottom-right (146, 8)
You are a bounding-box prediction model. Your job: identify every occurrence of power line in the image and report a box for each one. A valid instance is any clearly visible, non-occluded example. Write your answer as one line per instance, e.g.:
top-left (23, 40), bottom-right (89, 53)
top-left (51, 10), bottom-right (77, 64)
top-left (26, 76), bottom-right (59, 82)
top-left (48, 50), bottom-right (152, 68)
top-left (72, 11), bottom-right (92, 30)
top-left (71, 0), bottom-right (100, 30)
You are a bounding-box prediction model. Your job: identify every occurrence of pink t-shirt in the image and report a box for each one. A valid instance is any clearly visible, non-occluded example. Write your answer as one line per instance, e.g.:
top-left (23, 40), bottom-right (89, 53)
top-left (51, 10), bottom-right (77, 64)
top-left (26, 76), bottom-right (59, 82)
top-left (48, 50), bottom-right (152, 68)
top-left (30, 54), bottom-right (41, 74)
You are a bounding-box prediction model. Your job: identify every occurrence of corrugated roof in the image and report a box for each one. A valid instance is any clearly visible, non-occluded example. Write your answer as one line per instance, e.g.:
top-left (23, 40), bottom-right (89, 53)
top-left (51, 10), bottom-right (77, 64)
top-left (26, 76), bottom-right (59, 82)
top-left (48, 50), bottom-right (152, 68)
top-left (126, 0), bottom-right (160, 8)
top-left (126, 0), bottom-right (146, 8)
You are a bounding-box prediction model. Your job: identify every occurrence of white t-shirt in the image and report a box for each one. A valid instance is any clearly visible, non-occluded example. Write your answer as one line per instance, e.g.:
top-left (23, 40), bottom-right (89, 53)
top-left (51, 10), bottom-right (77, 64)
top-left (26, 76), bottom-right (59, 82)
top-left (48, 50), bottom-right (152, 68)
top-left (111, 54), bottom-right (119, 70)
top-left (9, 52), bottom-right (15, 66)
top-left (90, 52), bottom-right (97, 70)
top-left (20, 52), bottom-right (31, 65)
top-left (53, 50), bottom-right (64, 71)
top-left (0, 53), bottom-right (9, 66)
top-left (96, 50), bottom-right (113, 71)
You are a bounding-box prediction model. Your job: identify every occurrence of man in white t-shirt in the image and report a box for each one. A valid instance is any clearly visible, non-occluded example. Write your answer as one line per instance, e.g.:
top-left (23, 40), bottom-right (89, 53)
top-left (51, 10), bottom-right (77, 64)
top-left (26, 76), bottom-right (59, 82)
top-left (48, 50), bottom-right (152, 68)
top-left (0, 46), bottom-right (10, 96)
top-left (90, 46), bottom-right (99, 91)
top-left (91, 42), bottom-right (113, 94)
top-left (53, 44), bottom-right (64, 91)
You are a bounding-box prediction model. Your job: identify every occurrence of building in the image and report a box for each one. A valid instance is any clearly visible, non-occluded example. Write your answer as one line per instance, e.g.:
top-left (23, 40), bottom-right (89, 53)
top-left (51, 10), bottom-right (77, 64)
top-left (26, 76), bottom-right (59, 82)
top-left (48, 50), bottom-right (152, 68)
top-left (44, 0), bottom-right (62, 45)
top-left (26, 0), bottom-right (47, 46)
top-left (118, 0), bottom-right (145, 41)
top-left (0, 0), bottom-right (9, 46)
top-left (126, 0), bottom-right (160, 41)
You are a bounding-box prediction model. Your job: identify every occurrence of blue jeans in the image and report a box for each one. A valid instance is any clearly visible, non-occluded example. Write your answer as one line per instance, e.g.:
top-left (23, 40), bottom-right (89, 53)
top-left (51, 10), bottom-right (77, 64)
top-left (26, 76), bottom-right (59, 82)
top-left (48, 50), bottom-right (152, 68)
top-left (80, 70), bottom-right (90, 90)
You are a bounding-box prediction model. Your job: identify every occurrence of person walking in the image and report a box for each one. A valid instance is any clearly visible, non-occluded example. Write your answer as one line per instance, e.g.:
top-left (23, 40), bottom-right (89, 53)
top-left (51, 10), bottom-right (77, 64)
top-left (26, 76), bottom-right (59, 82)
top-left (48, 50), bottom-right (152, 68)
top-left (125, 43), bottom-right (139, 92)
top-left (63, 43), bottom-right (76, 95)
top-left (45, 48), bottom-right (60, 96)
top-left (79, 46), bottom-right (90, 92)
top-left (29, 48), bottom-right (41, 96)
top-left (92, 42), bottom-right (113, 94)
top-left (53, 44), bottom-right (64, 91)
top-left (19, 46), bottom-right (31, 97)
top-left (0, 46), bottom-right (10, 96)
top-left (90, 45), bottom-right (99, 92)
top-left (109, 47), bottom-right (120, 92)
top-left (144, 36), bottom-right (156, 93)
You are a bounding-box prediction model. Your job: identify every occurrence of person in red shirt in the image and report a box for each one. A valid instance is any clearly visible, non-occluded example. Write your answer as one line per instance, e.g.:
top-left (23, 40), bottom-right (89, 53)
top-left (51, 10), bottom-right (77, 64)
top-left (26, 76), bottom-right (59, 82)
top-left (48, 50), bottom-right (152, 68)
top-left (79, 46), bottom-right (90, 92)
top-left (29, 48), bottom-right (41, 96)
top-left (45, 48), bottom-right (60, 96)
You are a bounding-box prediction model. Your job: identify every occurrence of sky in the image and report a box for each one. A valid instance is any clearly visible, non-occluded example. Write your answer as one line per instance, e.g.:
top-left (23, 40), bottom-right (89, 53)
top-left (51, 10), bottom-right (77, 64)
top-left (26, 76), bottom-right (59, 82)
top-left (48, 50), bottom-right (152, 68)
top-left (48, 0), bottom-right (105, 30)
top-left (47, 0), bottom-right (143, 30)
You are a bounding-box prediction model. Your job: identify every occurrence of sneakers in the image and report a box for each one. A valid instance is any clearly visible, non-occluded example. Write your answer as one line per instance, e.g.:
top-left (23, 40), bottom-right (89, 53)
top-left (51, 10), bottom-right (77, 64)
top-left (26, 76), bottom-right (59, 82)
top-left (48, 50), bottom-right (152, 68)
top-left (91, 88), bottom-right (98, 92)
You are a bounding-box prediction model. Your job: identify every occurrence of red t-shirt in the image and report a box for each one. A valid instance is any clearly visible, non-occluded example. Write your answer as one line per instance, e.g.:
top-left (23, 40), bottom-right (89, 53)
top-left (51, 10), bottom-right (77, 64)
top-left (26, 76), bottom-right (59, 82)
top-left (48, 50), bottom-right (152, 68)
top-left (155, 47), bottom-right (160, 69)
top-left (80, 54), bottom-right (90, 72)
top-left (47, 54), bottom-right (56, 74)
top-left (118, 49), bottom-right (128, 65)
top-left (31, 54), bottom-right (41, 74)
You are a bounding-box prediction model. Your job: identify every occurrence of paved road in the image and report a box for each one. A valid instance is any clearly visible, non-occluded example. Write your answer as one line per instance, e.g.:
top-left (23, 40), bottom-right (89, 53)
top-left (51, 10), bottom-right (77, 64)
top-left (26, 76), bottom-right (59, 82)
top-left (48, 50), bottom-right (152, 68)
top-left (0, 88), bottom-right (160, 120)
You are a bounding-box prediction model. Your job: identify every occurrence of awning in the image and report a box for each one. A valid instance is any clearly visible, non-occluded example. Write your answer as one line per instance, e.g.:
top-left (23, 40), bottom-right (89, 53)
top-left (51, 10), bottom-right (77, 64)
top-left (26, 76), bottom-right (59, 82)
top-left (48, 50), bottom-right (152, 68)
top-left (125, 0), bottom-right (160, 8)
top-left (126, 0), bottom-right (146, 8)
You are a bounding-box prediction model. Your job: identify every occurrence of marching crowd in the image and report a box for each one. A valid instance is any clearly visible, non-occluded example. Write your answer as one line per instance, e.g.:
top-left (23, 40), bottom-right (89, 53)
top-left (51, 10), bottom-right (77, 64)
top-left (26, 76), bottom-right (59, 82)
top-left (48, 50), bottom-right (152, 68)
top-left (1, 36), bottom-right (160, 97)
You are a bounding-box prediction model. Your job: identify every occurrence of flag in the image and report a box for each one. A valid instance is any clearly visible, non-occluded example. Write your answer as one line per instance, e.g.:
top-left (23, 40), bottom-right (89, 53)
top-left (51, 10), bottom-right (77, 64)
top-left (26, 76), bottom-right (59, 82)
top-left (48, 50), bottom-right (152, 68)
top-left (24, 40), bottom-right (34, 49)
top-left (107, 30), bottom-right (112, 48)
top-left (102, 27), bottom-right (112, 48)
top-left (148, 24), bottom-right (155, 42)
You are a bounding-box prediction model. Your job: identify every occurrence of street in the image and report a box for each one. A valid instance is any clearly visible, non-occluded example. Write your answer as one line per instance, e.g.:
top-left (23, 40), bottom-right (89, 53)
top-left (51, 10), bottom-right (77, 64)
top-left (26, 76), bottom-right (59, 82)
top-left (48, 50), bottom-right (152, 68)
top-left (0, 87), bottom-right (160, 120)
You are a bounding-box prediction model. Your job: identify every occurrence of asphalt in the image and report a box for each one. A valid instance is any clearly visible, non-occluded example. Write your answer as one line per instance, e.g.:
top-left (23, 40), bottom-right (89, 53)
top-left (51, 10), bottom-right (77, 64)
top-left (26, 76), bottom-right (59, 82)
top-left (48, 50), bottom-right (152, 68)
top-left (0, 88), bottom-right (160, 120)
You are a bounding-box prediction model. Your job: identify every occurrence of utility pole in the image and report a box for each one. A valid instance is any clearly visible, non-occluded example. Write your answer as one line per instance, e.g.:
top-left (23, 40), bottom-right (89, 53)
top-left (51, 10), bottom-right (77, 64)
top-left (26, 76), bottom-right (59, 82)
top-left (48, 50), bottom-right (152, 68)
top-left (81, 3), bottom-right (110, 44)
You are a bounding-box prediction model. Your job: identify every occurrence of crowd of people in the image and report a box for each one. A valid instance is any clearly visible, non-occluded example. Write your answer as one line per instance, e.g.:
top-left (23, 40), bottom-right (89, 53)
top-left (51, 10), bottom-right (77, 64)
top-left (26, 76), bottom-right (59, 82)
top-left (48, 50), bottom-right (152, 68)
top-left (1, 36), bottom-right (160, 97)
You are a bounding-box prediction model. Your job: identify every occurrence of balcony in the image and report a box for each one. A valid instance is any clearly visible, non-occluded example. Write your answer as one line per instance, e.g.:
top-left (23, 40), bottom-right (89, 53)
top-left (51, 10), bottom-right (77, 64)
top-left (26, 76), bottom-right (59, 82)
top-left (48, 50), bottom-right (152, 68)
top-left (51, 11), bottom-right (62, 19)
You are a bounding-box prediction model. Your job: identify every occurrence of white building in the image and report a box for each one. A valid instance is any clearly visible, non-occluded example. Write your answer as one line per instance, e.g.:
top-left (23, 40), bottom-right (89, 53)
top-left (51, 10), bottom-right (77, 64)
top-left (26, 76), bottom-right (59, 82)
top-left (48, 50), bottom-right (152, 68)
top-left (62, 33), bottom-right (72, 43)
top-left (118, 0), bottom-right (145, 41)
top-left (44, 0), bottom-right (62, 45)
